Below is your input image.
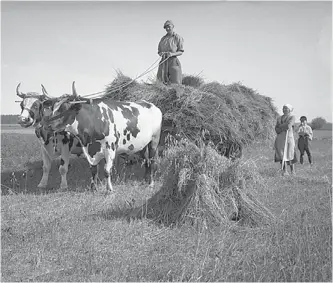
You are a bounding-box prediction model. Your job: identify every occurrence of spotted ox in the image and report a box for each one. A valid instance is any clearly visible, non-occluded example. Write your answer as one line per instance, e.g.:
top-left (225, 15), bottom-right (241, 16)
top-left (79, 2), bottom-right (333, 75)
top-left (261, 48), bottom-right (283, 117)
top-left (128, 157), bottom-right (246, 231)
top-left (16, 83), bottom-right (83, 190)
top-left (42, 82), bottom-right (162, 191)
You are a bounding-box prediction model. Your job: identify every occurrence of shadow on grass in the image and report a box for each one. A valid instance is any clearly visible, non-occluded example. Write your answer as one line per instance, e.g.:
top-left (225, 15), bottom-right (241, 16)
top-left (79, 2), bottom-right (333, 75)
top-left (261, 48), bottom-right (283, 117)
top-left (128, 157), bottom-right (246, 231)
top-left (88, 186), bottom-right (169, 226)
top-left (1, 157), bottom-right (148, 196)
top-left (92, 204), bottom-right (166, 227)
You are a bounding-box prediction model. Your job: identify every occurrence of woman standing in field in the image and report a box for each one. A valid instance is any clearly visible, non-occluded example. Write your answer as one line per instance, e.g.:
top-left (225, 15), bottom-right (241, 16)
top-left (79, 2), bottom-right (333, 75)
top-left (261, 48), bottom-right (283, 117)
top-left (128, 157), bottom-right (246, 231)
top-left (274, 104), bottom-right (297, 175)
top-left (157, 20), bottom-right (184, 85)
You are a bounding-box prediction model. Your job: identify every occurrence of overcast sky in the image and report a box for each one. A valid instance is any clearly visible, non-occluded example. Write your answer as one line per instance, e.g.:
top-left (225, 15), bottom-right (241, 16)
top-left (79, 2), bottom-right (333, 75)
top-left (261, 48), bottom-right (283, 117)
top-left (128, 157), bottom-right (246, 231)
top-left (1, 1), bottom-right (332, 122)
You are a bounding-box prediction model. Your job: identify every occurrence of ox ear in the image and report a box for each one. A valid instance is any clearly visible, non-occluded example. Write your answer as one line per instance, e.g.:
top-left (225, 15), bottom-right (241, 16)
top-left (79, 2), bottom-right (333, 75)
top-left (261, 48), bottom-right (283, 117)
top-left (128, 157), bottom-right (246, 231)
top-left (72, 81), bottom-right (78, 97)
top-left (52, 97), bottom-right (70, 114)
top-left (42, 99), bottom-right (54, 109)
top-left (16, 83), bottom-right (26, 99)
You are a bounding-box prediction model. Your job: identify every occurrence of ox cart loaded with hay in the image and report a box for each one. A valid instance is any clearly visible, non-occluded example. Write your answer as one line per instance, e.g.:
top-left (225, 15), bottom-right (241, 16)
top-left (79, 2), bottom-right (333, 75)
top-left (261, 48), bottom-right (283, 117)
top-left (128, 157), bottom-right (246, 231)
top-left (103, 73), bottom-right (279, 227)
top-left (19, 63), bottom-right (279, 228)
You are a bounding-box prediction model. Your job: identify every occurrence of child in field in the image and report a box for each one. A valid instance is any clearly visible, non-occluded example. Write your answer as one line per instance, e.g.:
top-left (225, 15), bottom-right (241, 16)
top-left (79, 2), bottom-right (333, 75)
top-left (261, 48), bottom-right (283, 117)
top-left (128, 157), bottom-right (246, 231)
top-left (297, 116), bottom-right (313, 165)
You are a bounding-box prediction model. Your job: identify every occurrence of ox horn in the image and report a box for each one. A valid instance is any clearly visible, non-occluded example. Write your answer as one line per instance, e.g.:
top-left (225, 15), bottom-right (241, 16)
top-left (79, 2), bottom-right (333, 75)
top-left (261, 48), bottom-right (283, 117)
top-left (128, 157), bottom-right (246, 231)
top-left (72, 81), bottom-right (78, 97)
top-left (41, 84), bottom-right (52, 99)
top-left (16, 83), bottom-right (25, 98)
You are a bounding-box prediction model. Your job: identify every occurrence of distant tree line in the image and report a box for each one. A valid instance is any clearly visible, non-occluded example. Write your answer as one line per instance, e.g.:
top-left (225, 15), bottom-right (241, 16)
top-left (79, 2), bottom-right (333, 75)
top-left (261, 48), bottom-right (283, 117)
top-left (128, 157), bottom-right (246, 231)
top-left (295, 117), bottom-right (331, 130)
top-left (1, 115), bottom-right (19, 124)
top-left (310, 117), bottom-right (327, 130)
top-left (1, 114), bottom-right (331, 130)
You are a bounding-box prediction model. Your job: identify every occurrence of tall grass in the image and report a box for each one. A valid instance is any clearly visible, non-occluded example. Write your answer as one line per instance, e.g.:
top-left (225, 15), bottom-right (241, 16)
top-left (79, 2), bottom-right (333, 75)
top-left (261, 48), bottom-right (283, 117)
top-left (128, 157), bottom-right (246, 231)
top-left (1, 136), bottom-right (332, 282)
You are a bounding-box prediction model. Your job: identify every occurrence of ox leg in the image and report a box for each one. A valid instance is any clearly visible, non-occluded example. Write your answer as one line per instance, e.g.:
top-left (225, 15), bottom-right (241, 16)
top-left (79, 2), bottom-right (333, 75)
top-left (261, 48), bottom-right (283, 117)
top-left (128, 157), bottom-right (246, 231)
top-left (90, 165), bottom-right (98, 191)
top-left (104, 150), bottom-right (115, 192)
top-left (143, 146), bottom-right (152, 184)
top-left (112, 154), bottom-right (120, 181)
top-left (38, 147), bottom-right (52, 188)
top-left (59, 148), bottom-right (70, 190)
top-left (144, 140), bottom-right (159, 186)
top-left (147, 130), bottom-right (161, 186)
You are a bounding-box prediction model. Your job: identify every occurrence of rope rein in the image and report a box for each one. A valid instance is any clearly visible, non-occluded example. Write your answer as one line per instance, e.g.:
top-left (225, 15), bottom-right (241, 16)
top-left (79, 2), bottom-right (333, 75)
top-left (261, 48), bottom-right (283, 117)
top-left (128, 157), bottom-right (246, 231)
top-left (80, 55), bottom-right (170, 99)
top-left (45, 109), bottom-right (77, 123)
top-left (43, 54), bottom-right (171, 126)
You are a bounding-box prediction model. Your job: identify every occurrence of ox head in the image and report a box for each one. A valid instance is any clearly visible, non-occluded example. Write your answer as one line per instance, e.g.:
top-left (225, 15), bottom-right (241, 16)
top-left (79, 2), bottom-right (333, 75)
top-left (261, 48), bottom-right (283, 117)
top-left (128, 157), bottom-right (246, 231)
top-left (42, 81), bottom-right (83, 132)
top-left (16, 83), bottom-right (52, 127)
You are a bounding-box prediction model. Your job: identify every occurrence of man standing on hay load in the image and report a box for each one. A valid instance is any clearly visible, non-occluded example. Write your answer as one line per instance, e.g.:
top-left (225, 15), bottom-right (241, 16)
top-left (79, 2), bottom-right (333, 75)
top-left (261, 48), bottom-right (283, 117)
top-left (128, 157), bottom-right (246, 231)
top-left (274, 104), bottom-right (297, 176)
top-left (157, 20), bottom-right (184, 85)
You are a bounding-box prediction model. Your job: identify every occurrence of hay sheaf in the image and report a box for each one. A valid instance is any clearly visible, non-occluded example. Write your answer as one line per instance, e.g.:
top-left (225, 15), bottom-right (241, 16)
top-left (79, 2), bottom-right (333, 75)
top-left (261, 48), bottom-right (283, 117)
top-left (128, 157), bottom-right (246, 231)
top-left (130, 140), bottom-right (275, 227)
top-left (104, 73), bottom-right (278, 157)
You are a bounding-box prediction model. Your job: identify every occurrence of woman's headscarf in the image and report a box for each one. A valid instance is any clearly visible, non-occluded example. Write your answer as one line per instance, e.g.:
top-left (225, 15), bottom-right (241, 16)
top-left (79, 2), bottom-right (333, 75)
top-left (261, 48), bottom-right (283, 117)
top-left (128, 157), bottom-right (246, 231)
top-left (283, 104), bottom-right (293, 112)
top-left (163, 20), bottom-right (174, 29)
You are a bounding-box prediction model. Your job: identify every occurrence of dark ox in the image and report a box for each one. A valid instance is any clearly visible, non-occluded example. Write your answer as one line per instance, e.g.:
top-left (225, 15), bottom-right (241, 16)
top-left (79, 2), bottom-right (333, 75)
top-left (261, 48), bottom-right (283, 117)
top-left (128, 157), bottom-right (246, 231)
top-left (16, 83), bottom-right (82, 189)
top-left (42, 82), bottom-right (162, 191)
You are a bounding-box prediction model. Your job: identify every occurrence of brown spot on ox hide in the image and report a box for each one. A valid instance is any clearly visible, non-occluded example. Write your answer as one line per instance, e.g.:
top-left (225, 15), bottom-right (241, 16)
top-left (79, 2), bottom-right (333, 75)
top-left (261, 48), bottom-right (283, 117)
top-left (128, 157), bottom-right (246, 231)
top-left (123, 139), bottom-right (126, 145)
top-left (113, 124), bottom-right (119, 147)
top-left (127, 133), bottom-right (131, 141)
top-left (128, 144), bottom-right (134, 151)
top-left (136, 101), bottom-right (152, 108)
top-left (88, 141), bottom-right (101, 158)
top-left (61, 132), bottom-right (70, 145)
top-left (105, 141), bottom-right (111, 149)
top-left (107, 101), bottom-right (131, 111)
top-left (76, 104), bottom-right (109, 147)
top-left (121, 107), bottom-right (140, 138)
top-left (36, 127), bottom-right (53, 145)
top-left (106, 108), bottom-right (114, 123)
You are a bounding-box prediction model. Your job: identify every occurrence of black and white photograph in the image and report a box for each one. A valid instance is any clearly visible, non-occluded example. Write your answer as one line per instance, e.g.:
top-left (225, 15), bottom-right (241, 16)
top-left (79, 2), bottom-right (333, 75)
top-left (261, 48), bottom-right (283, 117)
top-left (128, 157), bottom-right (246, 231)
top-left (1, 0), bottom-right (332, 281)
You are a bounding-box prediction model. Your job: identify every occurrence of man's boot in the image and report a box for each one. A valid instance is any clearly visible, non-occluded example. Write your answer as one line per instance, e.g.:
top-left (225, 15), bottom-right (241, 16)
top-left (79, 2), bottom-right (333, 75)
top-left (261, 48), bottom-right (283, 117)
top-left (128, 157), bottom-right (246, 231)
top-left (308, 155), bottom-right (312, 165)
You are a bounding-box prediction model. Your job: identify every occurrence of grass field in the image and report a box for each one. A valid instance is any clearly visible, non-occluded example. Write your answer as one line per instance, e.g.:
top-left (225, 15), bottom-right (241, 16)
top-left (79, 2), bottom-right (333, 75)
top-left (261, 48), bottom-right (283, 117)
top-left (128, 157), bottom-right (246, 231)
top-left (1, 127), bottom-right (332, 281)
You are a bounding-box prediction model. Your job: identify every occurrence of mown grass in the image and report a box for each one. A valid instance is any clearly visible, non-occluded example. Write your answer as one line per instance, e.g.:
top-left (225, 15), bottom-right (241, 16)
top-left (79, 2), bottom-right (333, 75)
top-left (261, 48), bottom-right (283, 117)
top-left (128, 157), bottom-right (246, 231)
top-left (1, 130), bottom-right (332, 282)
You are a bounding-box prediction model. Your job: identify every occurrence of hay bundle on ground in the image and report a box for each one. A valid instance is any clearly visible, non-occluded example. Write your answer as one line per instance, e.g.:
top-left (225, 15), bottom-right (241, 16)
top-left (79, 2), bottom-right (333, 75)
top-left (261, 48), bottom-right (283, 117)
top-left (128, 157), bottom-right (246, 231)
top-left (130, 140), bottom-right (275, 227)
top-left (105, 73), bottom-right (278, 158)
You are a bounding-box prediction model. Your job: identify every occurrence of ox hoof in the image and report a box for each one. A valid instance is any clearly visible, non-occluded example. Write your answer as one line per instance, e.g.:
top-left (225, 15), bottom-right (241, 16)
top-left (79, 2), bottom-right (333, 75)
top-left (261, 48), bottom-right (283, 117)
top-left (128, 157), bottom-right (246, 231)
top-left (144, 177), bottom-right (151, 184)
top-left (230, 212), bottom-right (241, 222)
top-left (106, 184), bottom-right (113, 192)
top-left (103, 191), bottom-right (115, 199)
top-left (148, 182), bottom-right (155, 189)
top-left (90, 183), bottom-right (97, 192)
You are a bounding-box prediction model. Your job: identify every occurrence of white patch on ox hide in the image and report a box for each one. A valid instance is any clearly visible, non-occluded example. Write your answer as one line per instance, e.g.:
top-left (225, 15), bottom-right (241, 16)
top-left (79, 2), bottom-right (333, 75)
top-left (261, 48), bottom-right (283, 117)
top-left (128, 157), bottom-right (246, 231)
top-left (82, 139), bottom-right (108, 166)
top-left (20, 108), bottom-right (31, 120)
top-left (110, 107), bottom-right (132, 154)
top-left (98, 104), bottom-right (107, 122)
top-left (20, 97), bottom-right (39, 120)
top-left (112, 102), bottom-right (162, 156)
top-left (65, 118), bottom-right (79, 135)
top-left (135, 103), bottom-right (161, 141)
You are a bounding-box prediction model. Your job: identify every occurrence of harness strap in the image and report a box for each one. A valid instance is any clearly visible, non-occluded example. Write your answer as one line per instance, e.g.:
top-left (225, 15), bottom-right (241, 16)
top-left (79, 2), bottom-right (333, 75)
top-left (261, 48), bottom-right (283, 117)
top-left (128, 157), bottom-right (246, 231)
top-left (22, 107), bottom-right (34, 118)
top-left (44, 109), bottom-right (76, 123)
